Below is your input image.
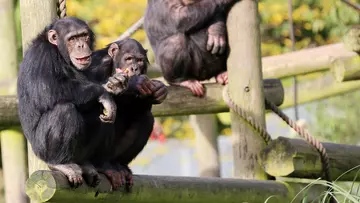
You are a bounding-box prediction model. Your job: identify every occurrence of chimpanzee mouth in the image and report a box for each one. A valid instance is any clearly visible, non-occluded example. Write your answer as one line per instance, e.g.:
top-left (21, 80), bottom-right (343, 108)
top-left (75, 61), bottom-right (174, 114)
top-left (75, 55), bottom-right (91, 65)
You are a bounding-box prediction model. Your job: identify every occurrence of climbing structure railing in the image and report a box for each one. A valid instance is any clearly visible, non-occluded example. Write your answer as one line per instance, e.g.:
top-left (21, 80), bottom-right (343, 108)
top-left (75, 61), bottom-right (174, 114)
top-left (0, 0), bottom-right (360, 203)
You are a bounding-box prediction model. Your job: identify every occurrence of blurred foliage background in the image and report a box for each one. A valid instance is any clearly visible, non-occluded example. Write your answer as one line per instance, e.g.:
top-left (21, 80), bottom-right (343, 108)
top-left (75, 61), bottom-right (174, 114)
top-left (13, 0), bottom-right (360, 142)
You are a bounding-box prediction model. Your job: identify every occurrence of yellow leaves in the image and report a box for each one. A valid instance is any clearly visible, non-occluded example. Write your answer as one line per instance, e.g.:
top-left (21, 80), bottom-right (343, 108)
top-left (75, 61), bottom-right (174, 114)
top-left (304, 22), bottom-right (312, 30)
top-left (66, 0), bottom-right (147, 49)
top-left (258, 2), bottom-right (264, 13)
top-left (292, 4), bottom-right (310, 22)
top-left (283, 38), bottom-right (293, 47)
top-left (261, 42), bottom-right (283, 56)
top-left (67, 1), bottom-right (82, 17)
top-left (270, 13), bottom-right (285, 26)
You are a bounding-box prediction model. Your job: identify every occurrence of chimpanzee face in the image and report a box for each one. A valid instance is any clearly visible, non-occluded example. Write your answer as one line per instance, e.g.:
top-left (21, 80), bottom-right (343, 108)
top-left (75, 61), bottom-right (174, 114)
top-left (47, 17), bottom-right (94, 70)
top-left (107, 38), bottom-right (149, 77)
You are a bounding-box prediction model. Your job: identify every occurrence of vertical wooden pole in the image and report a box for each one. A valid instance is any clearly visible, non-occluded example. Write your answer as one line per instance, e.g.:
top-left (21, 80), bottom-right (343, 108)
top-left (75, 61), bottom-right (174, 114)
top-left (1, 128), bottom-right (28, 203)
top-left (0, 0), bottom-right (18, 94)
top-left (0, 0), bottom-right (28, 202)
top-left (226, 0), bottom-right (268, 179)
top-left (19, 0), bottom-right (57, 177)
top-left (190, 114), bottom-right (220, 177)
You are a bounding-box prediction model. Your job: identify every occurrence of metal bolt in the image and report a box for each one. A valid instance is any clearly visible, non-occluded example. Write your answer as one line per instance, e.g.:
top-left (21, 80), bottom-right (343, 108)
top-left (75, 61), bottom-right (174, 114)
top-left (244, 86), bottom-right (250, 92)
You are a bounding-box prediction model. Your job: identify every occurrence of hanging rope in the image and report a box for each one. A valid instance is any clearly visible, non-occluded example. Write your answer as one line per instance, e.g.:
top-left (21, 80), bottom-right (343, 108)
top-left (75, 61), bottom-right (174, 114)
top-left (58, 0), bottom-right (66, 18)
top-left (222, 85), bottom-right (335, 203)
top-left (116, 17), bottom-right (144, 41)
top-left (340, 0), bottom-right (360, 12)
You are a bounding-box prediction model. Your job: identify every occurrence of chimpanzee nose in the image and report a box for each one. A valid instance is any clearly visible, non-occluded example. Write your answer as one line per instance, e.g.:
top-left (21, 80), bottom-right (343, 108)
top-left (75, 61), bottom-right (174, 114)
top-left (131, 67), bottom-right (138, 72)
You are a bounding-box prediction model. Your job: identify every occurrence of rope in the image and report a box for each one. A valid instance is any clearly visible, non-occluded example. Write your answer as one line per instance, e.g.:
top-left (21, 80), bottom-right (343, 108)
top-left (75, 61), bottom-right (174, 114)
top-left (58, 0), bottom-right (66, 18)
top-left (222, 85), bottom-right (334, 201)
top-left (340, 0), bottom-right (360, 12)
top-left (222, 86), bottom-right (272, 145)
top-left (116, 17), bottom-right (144, 41)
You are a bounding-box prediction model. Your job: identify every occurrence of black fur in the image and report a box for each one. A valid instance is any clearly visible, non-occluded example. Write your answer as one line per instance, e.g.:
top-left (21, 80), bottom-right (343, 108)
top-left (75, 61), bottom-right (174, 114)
top-left (144, 0), bottom-right (236, 83)
top-left (17, 18), bottom-right (153, 175)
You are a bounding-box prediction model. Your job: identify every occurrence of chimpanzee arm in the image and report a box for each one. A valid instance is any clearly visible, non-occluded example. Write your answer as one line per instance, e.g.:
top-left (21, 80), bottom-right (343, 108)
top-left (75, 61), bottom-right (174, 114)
top-left (167, 0), bottom-right (234, 33)
top-left (33, 75), bottom-right (107, 112)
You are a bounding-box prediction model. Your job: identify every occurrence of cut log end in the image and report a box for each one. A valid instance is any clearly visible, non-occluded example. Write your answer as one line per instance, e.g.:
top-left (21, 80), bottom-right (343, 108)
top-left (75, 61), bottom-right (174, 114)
top-left (25, 170), bottom-right (58, 202)
top-left (343, 25), bottom-right (360, 54)
top-left (259, 137), bottom-right (296, 177)
top-left (330, 56), bottom-right (360, 82)
top-left (260, 136), bottom-right (360, 181)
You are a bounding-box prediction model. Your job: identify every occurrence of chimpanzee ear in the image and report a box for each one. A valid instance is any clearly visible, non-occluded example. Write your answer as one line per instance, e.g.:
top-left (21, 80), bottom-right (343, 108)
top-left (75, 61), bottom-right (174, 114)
top-left (144, 49), bottom-right (148, 54)
top-left (47, 30), bottom-right (58, 46)
top-left (108, 43), bottom-right (119, 58)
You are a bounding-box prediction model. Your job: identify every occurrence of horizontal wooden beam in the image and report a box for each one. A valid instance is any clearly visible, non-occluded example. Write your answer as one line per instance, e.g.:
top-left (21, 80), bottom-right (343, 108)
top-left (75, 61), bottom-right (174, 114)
top-left (153, 78), bottom-right (283, 116)
top-left (281, 71), bottom-right (360, 109)
top-left (260, 136), bottom-right (360, 181)
top-left (25, 170), bottom-right (326, 203)
top-left (148, 43), bottom-right (357, 79)
top-left (0, 79), bottom-right (283, 126)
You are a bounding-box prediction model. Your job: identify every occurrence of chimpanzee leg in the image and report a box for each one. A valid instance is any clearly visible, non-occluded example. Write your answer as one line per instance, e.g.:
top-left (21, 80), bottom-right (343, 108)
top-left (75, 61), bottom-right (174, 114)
top-left (157, 34), bottom-right (206, 97)
top-left (116, 111), bottom-right (154, 164)
top-left (98, 111), bottom-right (154, 191)
top-left (32, 103), bottom-right (99, 187)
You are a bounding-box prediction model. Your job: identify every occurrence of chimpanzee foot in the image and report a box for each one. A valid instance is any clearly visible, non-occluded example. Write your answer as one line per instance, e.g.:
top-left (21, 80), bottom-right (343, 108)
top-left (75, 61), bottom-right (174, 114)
top-left (113, 163), bottom-right (133, 192)
top-left (215, 71), bottom-right (228, 85)
top-left (178, 80), bottom-right (205, 97)
top-left (48, 163), bottom-right (83, 188)
top-left (97, 162), bottom-right (124, 191)
top-left (80, 163), bottom-right (100, 187)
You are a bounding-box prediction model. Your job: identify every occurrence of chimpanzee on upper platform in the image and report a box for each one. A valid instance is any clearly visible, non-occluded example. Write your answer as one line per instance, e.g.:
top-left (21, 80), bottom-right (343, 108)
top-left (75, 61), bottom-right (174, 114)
top-left (144, 0), bottom-right (238, 96)
top-left (17, 17), bottom-right (167, 191)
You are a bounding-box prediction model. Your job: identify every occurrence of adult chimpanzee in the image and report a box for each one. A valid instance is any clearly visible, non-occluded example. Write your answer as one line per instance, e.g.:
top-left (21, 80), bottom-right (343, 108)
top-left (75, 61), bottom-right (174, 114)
top-left (144, 0), bottom-right (237, 96)
top-left (86, 38), bottom-right (168, 189)
top-left (17, 16), bottom-right (167, 191)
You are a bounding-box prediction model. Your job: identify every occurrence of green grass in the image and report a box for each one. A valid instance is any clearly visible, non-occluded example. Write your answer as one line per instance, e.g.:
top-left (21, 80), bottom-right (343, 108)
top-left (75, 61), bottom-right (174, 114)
top-left (286, 166), bottom-right (360, 203)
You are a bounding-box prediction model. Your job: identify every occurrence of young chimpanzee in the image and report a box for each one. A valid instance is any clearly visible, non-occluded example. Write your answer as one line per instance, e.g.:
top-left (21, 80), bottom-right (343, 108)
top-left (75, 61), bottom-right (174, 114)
top-left (144, 0), bottom-right (237, 96)
top-left (86, 38), bottom-right (168, 190)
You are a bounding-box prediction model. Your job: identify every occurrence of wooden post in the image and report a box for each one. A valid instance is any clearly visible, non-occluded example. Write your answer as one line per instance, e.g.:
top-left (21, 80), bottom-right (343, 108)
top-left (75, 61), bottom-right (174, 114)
top-left (0, 0), bottom-right (28, 203)
top-left (19, 0), bottom-right (57, 177)
top-left (226, 0), bottom-right (268, 179)
top-left (1, 128), bottom-right (28, 203)
top-left (0, 0), bottom-right (18, 94)
top-left (190, 114), bottom-right (220, 177)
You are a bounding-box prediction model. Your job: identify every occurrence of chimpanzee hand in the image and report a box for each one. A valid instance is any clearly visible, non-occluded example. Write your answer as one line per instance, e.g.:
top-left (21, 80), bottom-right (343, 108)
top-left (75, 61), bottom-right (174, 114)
top-left (134, 75), bottom-right (154, 96)
top-left (149, 80), bottom-right (168, 104)
top-left (98, 92), bottom-right (117, 123)
top-left (103, 72), bottom-right (129, 95)
top-left (207, 21), bottom-right (226, 55)
top-left (133, 76), bottom-right (168, 104)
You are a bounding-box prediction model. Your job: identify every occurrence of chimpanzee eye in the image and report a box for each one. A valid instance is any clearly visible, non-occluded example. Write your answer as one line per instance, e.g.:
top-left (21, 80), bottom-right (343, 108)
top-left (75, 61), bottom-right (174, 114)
top-left (69, 36), bottom-right (75, 41)
top-left (125, 57), bottom-right (132, 61)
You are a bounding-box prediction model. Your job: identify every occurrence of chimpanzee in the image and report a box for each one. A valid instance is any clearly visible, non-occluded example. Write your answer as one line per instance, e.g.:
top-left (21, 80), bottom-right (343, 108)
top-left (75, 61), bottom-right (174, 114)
top-left (144, 0), bottom-right (237, 96)
top-left (17, 16), bottom-right (167, 191)
top-left (85, 38), bottom-right (168, 189)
